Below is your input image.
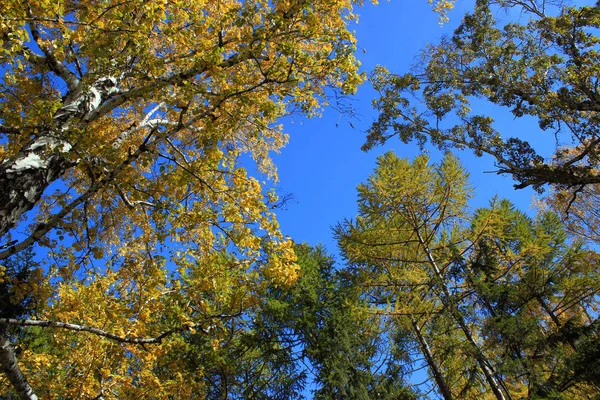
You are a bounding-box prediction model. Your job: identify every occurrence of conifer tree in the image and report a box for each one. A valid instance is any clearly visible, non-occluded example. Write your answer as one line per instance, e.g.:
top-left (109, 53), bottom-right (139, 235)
top-left (337, 152), bottom-right (600, 399)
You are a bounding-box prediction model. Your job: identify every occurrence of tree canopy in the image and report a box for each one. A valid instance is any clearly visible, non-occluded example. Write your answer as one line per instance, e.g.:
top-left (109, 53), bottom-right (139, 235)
top-left (0, 0), bottom-right (371, 397)
top-left (5, 0), bottom-right (600, 399)
top-left (336, 151), bottom-right (600, 399)
top-left (366, 0), bottom-right (600, 191)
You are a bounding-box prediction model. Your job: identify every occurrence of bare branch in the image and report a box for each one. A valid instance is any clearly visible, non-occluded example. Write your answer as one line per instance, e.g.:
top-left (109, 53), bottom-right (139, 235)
top-left (0, 318), bottom-right (209, 345)
top-left (25, 8), bottom-right (80, 92)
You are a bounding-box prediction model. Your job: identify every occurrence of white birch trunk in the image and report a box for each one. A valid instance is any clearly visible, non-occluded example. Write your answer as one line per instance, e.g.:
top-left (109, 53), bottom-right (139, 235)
top-left (0, 77), bottom-right (120, 241)
top-left (0, 330), bottom-right (38, 400)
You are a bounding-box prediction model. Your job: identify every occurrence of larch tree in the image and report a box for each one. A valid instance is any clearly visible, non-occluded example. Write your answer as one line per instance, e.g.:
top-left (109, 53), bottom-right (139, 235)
top-left (336, 152), bottom-right (600, 399)
top-left (0, 0), bottom-right (457, 397)
top-left (467, 200), bottom-right (600, 399)
top-left (365, 0), bottom-right (600, 191)
top-left (336, 152), bottom-right (510, 400)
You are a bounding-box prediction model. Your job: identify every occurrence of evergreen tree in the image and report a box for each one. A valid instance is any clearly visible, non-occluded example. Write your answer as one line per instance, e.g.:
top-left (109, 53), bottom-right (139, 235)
top-left (336, 152), bottom-right (600, 399)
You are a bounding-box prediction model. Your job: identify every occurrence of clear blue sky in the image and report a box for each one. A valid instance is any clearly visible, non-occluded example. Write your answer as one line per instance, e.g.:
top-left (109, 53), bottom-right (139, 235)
top-left (272, 0), bottom-right (553, 255)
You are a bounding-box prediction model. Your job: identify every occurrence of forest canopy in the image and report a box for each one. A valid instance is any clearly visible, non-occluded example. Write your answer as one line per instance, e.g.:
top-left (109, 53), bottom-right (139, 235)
top-left (335, 152), bottom-right (600, 399)
top-left (0, 0), bottom-right (373, 397)
top-left (367, 0), bottom-right (600, 191)
top-left (2, 0), bottom-right (600, 399)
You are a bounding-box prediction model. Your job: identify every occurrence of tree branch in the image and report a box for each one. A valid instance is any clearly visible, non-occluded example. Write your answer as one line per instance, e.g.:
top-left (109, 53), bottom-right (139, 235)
top-left (111, 102), bottom-right (166, 149)
top-left (84, 51), bottom-right (250, 124)
top-left (0, 311), bottom-right (243, 345)
top-left (0, 318), bottom-right (209, 345)
top-left (0, 125), bottom-right (24, 135)
top-left (25, 8), bottom-right (80, 92)
top-left (0, 129), bottom-right (158, 260)
top-left (116, 186), bottom-right (157, 209)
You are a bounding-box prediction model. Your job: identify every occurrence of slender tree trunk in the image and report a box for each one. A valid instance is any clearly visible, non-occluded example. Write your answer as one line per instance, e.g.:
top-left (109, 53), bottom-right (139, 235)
top-left (0, 329), bottom-right (38, 400)
top-left (411, 317), bottom-right (454, 400)
top-left (415, 230), bottom-right (511, 400)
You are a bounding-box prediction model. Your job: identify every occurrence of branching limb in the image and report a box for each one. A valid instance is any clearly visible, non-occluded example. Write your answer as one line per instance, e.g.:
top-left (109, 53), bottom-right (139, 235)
top-left (116, 186), bottom-right (157, 209)
top-left (85, 51), bottom-right (251, 124)
top-left (0, 125), bottom-right (23, 135)
top-left (112, 102), bottom-right (166, 149)
top-left (492, 0), bottom-right (547, 18)
top-left (165, 138), bottom-right (190, 163)
top-left (25, 8), bottom-right (80, 92)
top-left (0, 130), bottom-right (157, 261)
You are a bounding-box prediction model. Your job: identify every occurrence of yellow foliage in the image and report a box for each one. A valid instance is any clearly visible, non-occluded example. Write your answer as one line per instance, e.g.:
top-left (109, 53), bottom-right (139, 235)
top-left (429, 0), bottom-right (455, 23)
top-left (0, 0), bottom-right (455, 397)
top-left (0, 0), bottom-right (361, 396)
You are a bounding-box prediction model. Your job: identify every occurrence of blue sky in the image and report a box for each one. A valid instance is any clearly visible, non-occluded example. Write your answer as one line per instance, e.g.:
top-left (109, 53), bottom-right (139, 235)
top-left (272, 0), bottom-right (553, 255)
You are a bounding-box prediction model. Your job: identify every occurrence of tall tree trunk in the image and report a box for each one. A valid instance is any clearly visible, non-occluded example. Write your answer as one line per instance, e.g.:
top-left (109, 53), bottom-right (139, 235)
top-left (0, 328), bottom-right (38, 400)
top-left (411, 317), bottom-right (454, 400)
top-left (416, 230), bottom-right (511, 400)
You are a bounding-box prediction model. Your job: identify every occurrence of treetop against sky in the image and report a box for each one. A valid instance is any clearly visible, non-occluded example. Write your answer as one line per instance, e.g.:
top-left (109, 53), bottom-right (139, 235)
top-left (276, 0), bottom-right (561, 250)
top-left (0, 0), bottom-right (453, 397)
top-left (1, 0), bottom-right (599, 398)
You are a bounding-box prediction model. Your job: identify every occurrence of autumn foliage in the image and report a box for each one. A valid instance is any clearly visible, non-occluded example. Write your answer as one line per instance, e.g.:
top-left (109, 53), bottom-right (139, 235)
top-left (0, 0), bottom-right (369, 397)
top-left (336, 153), bottom-right (600, 399)
top-left (8, 0), bottom-right (600, 399)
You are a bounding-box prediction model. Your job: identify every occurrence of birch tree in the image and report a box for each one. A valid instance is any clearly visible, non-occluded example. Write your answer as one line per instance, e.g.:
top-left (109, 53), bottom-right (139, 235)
top-left (0, 0), bottom-right (387, 397)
